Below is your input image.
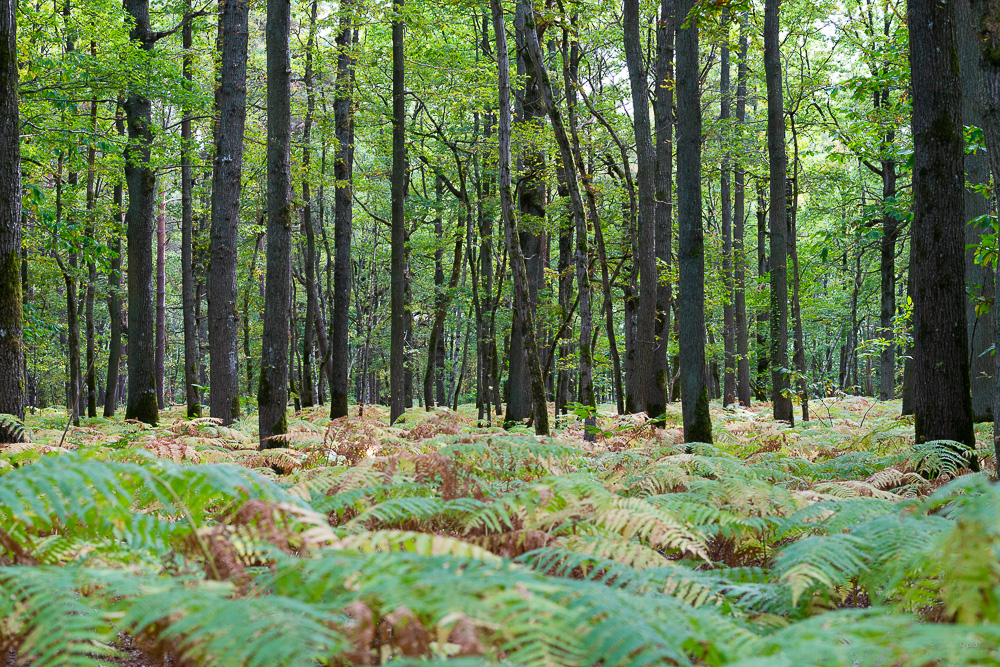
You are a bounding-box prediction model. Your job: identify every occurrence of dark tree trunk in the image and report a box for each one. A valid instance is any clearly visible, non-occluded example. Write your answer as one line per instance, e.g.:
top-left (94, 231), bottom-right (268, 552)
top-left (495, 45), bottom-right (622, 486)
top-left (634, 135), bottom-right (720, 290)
top-left (490, 0), bottom-right (549, 436)
top-left (299, 0), bottom-right (319, 410)
top-left (123, 0), bottom-right (161, 425)
top-left (208, 0), bottom-right (249, 424)
top-left (259, 0), bottom-right (293, 447)
top-left (764, 0), bottom-right (792, 423)
top-left (506, 1), bottom-right (545, 425)
top-left (901, 266), bottom-right (915, 415)
top-left (655, 0), bottom-right (674, 415)
top-left (675, 0), bottom-right (712, 443)
top-left (155, 187), bottom-right (166, 408)
top-left (0, 0), bottom-right (23, 427)
top-left (733, 13), bottom-right (751, 407)
top-left (958, 0), bottom-right (994, 422)
top-left (104, 106), bottom-right (125, 418)
top-left (908, 0), bottom-right (976, 461)
top-left (330, 3), bottom-right (355, 419)
top-left (968, 0), bottom-right (1000, 465)
top-left (788, 173), bottom-right (808, 422)
top-left (521, 0), bottom-right (593, 439)
top-left (755, 179), bottom-right (769, 400)
top-left (624, 0), bottom-right (659, 419)
top-left (389, 0), bottom-right (407, 425)
top-left (85, 82), bottom-right (98, 419)
top-left (180, 5), bottom-right (201, 418)
top-left (720, 9), bottom-right (735, 407)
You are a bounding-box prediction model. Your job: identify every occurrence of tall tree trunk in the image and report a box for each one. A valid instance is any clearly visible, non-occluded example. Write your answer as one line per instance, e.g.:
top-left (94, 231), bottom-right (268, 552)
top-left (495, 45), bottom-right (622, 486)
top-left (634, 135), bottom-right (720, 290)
top-left (0, 0), bottom-right (23, 430)
top-left (967, 0), bottom-right (1000, 465)
top-left (755, 179), bottom-right (769, 400)
top-left (789, 173), bottom-right (809, 422)
top-left (85, 80), bottom-right (98, 419)
top-left (675, 0), bottom-right (712, 443)
top-left (733, 12), bottom-right (751, 407)
top-left (104, 105), bottom-right (125, 418)
top-left (506, 0), bottom-right (545, 424)
top-left (299, 0), bottom-right (318, 410)
top-left (720, 9), bottom-right (735, 407)
top-left (624, 0), bottom-right (658, 419)
top-left (958, 0), bottom-right (995, 422)
top-left (208, 0), bottom-right (250, 424)
top-left (180, 3), bottom-right (201, 418)
top-left (259, 0), bottom-right (293, 447)
top-left (389, 0), bottom-right (407, 425)
top-left (155, 185), bottom-right (166, 408)
top-left (521, 0), bottom-right (593, 439)
top-left (490, 0), bottom-right (548, 436)
top-left (764, 0), bottom-right (792, 423)
top-left (330, 2), bottom-right (355, 419)
top-left (654, 0), bottom-right (674, 413)
top-left (123, 0), bottom-right (161, 425)
top-left (909, 0), bottom-right (976, 463)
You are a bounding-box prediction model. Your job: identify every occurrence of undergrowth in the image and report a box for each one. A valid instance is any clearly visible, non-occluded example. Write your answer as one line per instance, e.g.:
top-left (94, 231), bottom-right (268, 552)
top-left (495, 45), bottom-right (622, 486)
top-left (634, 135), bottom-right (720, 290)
top-left (1, 396), bottom-right (999, 665)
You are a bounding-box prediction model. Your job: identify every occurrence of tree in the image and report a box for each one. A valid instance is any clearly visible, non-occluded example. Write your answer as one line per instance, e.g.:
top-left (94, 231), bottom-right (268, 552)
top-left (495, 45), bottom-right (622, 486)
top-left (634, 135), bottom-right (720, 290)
top-left (764, 0), bottom-right (792, 423)
top-left (389, 0), bottom-right (407, 425)
top-left (733, 11), bottom-right (751, 407)
top-left (908, 0), bottom-right (976, 462)
top-left (490, 0), bottom-right (549, 437)
top-left (122, 0), bottom-right (169, 426)
top-left (208, 0), bottom-right (250, 425)
top-left (675, 0), bottom-right (711, 443)
top-left (720, 8), bottom-right (735, 407)
top-left (180, 0), bottom-right (200, 418)
top-left (259, 0), bottom-right (293, 447)
top-left (623, 0), bottom-right (658, 419)
top-left (654, 0), bottom-right (675, 416)
top-left (330, 0), bottom-right (355, 420)
top-left (0, 0), bottom-right (23, 433)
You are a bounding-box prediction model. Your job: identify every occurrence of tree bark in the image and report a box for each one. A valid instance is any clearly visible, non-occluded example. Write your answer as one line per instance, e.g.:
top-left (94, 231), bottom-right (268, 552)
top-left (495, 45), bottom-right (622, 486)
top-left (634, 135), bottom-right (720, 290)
top-left (85, 75), bottom-right (98, 419)
top-left (909, 0), bottom-right (976, 462)
top-left (720, 9), bottom-right (735, 407)
top-left (208, 0), bottom-right (249, 424)
top-left (0, 0), bottom-right (23, 428)
top-left (624, 0), bottom-right (659, 419)
top-left (958, 0), bottom-right (994, 422)
top-left (299, 0), bottom-right (319, 410)
top-left (490, 0), bottom-right (549, 436)
top-left (330, 2), bottom-right (355, 419)
top-left (389, 0), bottom-right (407, 425)
top-left (764, 0), bottom-right (792, 423)
top-left (675, 0), bottom-right (712, 443)
top-left (104, 106), bottom-right (125, 418)
top-left (733, 12), bottom-right (751, 407)
top-left (655, 0), bottom-right (674, 413)
top-left (180, 3), bottom-right (201, 418)
top-left (123, 0), bottom-right (161, 425)
top-left (155, 185), bottom-right (166, 408)
top-left (259, 0), bottom-right (293, 447)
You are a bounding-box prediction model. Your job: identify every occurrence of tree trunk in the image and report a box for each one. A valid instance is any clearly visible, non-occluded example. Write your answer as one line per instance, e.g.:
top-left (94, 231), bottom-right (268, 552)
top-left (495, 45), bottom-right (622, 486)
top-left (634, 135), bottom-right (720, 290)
top-left (764, 0), bottom-right (792, 423)
top-left (104, 106), bottom-right (125, 418)
top-left (958, 0), bottom-right (994, 422)
top-left (330, 3), bottom-right (355, 419)
top-left (624, 0), bottom-right (659, 420)
top-left (123, 0), bottom-right (161, 426)
top-left (720, 9), bottom-right (735, 407)
top-left (85, 80), bottom-right (98, 419)
top-left (734, 12), bottom-right (751, 407)
top-left (968, 0), bottom-right (1000, 465)
top-left (208, 0), bottom-right (249, 424)
top-left (389, 0), bottom-right (407, 425)
top-left (180, 5), bottom-right (201, 418)
top-left (490, 0), bottom-right (549, 436)
top-left (298, 0), bottom-right (319, 410)
top-left (755, 179), bottom-right (769, 400)
top-left (655, 0), bottom-right (675, 414)
top-left (155, 185), bottom-right (166, 408)
top-left (0, 0), bottom-right (23, 429)
top-left (675, 0), bottom-right (712, 444)
top-left (259, 0), bottom-right (293, 447)
top-left (909, 0), bottom-right (976, 463)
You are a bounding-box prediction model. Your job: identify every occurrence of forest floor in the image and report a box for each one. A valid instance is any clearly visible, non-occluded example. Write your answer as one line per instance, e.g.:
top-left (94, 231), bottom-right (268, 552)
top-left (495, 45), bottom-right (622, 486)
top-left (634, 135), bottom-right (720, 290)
top-left (2, 396), bottom-right (1000, 665)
